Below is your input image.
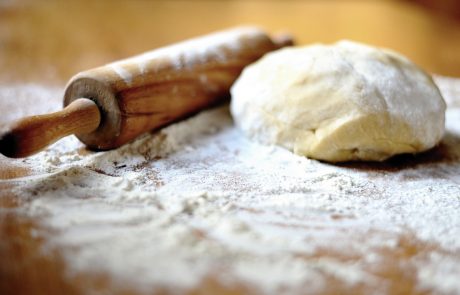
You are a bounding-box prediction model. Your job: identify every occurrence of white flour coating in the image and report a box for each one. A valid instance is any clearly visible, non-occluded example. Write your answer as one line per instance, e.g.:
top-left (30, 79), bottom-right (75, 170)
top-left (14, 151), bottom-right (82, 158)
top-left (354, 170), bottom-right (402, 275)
top-left (0, 83), bottom-right (62, 123)
top-left (110, 64), bottom-right (134, 86)
top-left (107, 27), bottom-right (260, 84)
top-left (2, 77), bottom-right (460, 294)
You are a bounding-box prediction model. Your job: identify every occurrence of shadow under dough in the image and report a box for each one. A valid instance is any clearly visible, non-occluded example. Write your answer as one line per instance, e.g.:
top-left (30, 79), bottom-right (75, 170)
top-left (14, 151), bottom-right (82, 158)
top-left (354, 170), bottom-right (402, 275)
top-left (335, 131), bottom-right (460, 172)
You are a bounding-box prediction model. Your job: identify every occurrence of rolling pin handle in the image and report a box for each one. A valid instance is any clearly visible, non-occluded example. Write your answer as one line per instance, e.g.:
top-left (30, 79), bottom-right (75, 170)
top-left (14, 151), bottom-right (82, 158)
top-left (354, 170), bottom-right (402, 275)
top-left (0, 98), bottom-right (101, 158)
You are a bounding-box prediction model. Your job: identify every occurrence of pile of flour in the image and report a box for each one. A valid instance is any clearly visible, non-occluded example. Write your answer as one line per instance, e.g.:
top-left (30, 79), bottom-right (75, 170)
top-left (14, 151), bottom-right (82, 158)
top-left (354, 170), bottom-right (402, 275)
top-left (3, 76), bottom-right (460, 294)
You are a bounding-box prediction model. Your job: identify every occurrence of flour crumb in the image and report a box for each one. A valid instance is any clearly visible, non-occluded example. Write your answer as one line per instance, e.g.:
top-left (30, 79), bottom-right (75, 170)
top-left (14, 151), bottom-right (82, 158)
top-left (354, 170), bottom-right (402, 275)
top-left (3, 76), bottom-right (460, 294)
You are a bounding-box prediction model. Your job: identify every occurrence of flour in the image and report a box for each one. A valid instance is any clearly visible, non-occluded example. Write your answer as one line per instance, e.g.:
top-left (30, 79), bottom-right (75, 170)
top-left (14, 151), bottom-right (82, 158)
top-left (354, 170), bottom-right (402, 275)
top-left (2, 76), bottom-right (460, 294)
top-left (106, 27), bottom-right (263, 85)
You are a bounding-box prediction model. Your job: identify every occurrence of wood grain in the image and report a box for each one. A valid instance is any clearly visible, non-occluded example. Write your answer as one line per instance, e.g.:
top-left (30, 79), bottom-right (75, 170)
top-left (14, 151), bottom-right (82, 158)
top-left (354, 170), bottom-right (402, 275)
top-left (0, 98), bottom-right (100, 158)
top-left (1, 1), bottom-right (460, 295)
top-left (0, 28), bottom-right (291, 156)
top-left (63, 27), bottom-right (288, 150)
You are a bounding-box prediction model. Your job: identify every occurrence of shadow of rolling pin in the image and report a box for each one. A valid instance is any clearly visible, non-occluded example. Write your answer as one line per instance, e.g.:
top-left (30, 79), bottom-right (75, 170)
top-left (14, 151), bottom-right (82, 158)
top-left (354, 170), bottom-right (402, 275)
top-left (0, 27), bottom-right (293, 158)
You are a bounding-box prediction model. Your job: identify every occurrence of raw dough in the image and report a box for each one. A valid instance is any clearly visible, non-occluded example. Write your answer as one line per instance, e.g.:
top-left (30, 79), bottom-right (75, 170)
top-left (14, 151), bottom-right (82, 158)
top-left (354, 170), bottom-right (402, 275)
top-left (230, 41), bottom-right (446, 162)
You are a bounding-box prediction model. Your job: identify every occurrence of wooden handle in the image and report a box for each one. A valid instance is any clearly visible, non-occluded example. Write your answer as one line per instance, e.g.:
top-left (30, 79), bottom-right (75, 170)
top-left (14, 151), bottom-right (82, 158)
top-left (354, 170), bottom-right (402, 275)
top-left (64, 27), bottom-right (293, 151)
top-left (1, 27), bottom-right (293, 157)
top-left (0, 99), bottom-right (100, 158)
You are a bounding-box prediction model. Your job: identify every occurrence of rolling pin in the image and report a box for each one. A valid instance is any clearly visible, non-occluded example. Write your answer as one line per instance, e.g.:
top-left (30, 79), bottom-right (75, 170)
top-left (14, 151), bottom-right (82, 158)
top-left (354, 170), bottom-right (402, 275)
top-left (0, 27), bottom-right (293, 158)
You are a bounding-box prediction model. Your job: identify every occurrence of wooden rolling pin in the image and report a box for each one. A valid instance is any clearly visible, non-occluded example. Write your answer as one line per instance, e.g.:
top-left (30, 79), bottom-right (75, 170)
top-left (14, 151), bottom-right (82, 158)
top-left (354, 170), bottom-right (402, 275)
top-left (0, 27), bottom-right (293, 158)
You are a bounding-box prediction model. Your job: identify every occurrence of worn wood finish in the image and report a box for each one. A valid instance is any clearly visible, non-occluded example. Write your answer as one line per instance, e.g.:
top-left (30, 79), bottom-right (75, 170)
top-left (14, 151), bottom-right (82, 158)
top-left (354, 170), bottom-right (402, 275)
top-left (0, 98), bottom-right (100, 158)
top-left (63, 27), bottom-right (291, 150)
top-left (0, 27), bottom-right (291, 157)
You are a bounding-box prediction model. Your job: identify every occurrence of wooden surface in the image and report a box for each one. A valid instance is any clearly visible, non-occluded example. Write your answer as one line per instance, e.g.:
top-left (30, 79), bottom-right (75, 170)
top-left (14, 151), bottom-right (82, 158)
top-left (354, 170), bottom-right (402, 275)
top-left (1, 0), bottom-right (460, 85)
top-left (1, 1), bottom-right (460, 294)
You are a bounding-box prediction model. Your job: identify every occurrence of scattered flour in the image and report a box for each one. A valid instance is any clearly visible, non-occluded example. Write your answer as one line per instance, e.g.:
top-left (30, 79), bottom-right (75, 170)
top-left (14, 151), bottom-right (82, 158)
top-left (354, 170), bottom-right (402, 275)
top-left (1, 76), bottom-right (460, 294)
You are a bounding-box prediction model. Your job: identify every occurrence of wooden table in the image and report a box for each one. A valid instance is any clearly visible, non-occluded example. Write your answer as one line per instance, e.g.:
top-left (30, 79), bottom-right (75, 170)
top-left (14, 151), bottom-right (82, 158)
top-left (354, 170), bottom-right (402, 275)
top-left (1, 1), bottom-right (460, 294)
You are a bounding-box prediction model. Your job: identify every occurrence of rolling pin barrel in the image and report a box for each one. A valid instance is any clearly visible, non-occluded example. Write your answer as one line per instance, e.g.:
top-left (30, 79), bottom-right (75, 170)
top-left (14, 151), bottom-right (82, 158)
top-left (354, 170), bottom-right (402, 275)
top-left (1, 27), bottom-right (293, 157)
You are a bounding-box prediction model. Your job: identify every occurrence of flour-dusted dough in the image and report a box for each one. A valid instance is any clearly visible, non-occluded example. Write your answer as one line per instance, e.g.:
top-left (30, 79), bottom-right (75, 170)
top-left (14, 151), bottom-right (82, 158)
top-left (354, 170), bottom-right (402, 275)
top-left (230, 41), bottom-right (446, 162)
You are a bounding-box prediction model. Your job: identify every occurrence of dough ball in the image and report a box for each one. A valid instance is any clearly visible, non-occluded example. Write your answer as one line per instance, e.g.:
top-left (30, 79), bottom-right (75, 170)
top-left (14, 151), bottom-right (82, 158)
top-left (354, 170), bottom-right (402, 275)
top-left (230, 41), bottom-right (446, 162)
